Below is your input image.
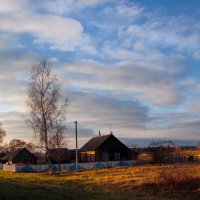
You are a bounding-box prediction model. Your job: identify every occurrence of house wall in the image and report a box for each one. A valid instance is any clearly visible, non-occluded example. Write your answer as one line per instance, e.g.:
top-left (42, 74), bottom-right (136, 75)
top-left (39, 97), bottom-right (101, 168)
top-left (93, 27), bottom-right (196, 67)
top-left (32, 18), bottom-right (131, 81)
top-left (95, 136), bottom-right (131, 162)
top-left (80, 151), bottom-right (96, 162)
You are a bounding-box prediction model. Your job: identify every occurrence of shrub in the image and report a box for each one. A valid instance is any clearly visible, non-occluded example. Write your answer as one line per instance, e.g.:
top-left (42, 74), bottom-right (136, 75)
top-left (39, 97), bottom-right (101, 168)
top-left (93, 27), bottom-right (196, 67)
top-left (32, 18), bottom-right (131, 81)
top-left (156, 165), bottom-right (196, 189)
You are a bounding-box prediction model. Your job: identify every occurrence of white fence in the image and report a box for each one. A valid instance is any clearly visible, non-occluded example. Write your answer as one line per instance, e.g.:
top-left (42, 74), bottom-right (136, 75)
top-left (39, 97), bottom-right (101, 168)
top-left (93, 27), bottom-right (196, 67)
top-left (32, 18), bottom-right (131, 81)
top-left (3, 164), bottom-right (16, 172)
top-left (2, 160), bottom-right (133, 173)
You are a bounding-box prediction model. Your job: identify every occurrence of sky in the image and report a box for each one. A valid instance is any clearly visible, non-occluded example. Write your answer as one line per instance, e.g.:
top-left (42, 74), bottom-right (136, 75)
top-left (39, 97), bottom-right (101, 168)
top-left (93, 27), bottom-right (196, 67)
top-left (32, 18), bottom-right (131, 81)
top-left (0, 0), bottom-right (200, 148)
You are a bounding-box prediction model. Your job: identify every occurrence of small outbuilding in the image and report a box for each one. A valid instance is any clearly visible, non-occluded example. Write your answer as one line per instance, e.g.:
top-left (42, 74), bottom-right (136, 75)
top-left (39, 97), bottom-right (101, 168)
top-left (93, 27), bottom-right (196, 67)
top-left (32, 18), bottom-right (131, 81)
top-left (1, 147), bottom-right (37, 165)
top-left (79, 133), bottom-right (131, 162)
top-left (49, 148), bottom-right (76, 164)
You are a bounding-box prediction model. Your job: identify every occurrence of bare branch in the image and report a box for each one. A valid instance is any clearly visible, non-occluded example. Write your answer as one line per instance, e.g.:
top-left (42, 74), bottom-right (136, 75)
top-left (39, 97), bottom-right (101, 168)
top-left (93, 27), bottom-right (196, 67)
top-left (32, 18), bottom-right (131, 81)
top-left (0, 122), bottom-right (6, 144)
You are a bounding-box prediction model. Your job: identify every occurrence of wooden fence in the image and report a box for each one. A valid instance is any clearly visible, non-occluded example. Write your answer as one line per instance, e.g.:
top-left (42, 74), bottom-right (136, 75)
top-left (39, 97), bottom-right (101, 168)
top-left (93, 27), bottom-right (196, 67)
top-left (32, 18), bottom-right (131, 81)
top-left (2, 160), bottom-right (133, 173)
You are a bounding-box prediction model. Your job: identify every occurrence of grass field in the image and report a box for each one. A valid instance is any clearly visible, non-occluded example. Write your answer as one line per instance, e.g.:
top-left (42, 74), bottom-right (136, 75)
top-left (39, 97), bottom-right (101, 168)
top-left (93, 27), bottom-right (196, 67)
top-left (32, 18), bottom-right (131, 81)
top-left (0, 164), bottom-right (200, 200)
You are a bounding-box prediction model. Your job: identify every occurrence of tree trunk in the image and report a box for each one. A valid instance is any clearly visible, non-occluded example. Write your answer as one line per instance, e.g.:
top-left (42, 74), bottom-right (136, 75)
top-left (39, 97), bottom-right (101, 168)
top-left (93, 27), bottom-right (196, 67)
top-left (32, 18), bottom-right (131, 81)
top-left (46, 147), bottom-right (53, 173)
top-left (43, 117), bottom-right (52, 173)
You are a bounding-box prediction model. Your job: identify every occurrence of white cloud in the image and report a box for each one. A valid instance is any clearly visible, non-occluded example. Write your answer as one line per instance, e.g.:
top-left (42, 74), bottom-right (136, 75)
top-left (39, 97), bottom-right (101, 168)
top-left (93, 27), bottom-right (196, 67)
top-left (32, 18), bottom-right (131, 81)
top-left (59, 60), bottom-right (182, 106)
top-left (0, 50), bottom-right (40, 114)
top-left (43, 0), bottom-right (113, 15)
top-left (0, 12), bottom-right (94, 52)
top-left (93, 3), bottom-right (200, 61)
top-left (102, 44), bottom-right (183, 73)
top-left (0, 34), bottom-right (23, 54)
top-left (0, 111), bottom-right (32, 142)
top-left (65, 91), bottom-right (151, 142)
top-left (120, 15), bottom-right (200, 59)
top-left (116, 3), bottom-right (143, 17)
top-left (0, 0), bottom-right (95, 53)
top-left (0, 0), bottom-right (28, 13)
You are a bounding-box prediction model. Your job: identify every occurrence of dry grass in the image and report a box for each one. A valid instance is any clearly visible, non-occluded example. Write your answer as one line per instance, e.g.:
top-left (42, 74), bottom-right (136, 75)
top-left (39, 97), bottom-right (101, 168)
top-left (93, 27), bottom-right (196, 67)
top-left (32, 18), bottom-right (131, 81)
top-left (0, 164), bottom-right (200, 199)
top-left (155, 165), bottom-right (197, 189)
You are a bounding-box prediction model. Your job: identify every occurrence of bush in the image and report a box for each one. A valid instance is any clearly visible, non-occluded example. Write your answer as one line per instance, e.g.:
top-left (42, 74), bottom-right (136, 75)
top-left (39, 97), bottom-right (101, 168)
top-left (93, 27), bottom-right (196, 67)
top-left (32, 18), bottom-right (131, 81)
top-left (156, 165), bottom-right (196, 189)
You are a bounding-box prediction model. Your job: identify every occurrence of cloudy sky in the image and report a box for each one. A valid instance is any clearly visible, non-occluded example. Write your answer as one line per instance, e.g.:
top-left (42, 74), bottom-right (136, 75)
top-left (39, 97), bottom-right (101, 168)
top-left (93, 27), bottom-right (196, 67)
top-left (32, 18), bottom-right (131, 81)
top-left (0, 0), bottom-right (200, 148)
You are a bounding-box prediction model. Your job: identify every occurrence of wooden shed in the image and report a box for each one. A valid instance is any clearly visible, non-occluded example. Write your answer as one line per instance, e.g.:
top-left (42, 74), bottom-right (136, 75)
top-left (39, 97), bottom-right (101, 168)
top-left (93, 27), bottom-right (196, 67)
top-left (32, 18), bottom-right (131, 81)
top-left (1, 147), bottom-right (37, 165)
top-left (79, 133), bottom-right (131, 163)
top-left (49, 148), bottom-right (76, 164)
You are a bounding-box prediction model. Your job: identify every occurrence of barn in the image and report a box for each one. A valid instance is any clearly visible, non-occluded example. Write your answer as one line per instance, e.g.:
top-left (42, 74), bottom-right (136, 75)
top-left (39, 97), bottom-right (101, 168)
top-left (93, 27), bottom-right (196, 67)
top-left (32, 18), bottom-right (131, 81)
top-left (1, 147), bottom-right (37, 165)
top-left (79, 133), bottom-right (131, 162)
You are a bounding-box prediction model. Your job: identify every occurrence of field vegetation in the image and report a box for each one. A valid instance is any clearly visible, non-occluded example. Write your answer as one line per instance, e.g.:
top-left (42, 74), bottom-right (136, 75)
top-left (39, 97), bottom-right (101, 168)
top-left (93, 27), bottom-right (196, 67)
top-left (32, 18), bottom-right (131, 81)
top-left (0, 164), bottom-right (200, 200)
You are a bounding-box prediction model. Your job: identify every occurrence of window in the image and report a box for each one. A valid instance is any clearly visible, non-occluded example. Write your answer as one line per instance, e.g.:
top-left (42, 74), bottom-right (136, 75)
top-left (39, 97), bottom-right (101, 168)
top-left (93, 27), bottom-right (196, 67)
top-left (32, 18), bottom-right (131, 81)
top-left (91, 154), bottom-right (95, 162)
top-left (81, 152), bottom-right (86, 162)
top-left (87, 151), bottom-right (95, 162)
top-left (103, 152), bottom-right (109, 161)
top-left (115, 153), bottom-right (120, 161)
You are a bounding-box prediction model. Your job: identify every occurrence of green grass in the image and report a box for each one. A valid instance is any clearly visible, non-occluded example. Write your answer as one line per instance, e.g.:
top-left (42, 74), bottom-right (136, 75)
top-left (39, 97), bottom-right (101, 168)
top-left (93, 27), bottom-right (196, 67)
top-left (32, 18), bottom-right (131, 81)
top-left (0, 164), bottom-right (200, 200)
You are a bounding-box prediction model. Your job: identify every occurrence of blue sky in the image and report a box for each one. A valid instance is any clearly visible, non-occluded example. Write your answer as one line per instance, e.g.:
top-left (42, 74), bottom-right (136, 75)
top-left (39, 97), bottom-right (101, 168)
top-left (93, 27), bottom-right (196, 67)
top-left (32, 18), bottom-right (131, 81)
top-left (0, 0), bottom-right (200, 147)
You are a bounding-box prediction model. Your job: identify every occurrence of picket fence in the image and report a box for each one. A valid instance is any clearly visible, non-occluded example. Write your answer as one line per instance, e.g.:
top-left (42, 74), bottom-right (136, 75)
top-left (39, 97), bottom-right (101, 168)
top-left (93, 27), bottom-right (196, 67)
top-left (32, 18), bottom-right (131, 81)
top-left (2, 160), bottom-right (134, 173)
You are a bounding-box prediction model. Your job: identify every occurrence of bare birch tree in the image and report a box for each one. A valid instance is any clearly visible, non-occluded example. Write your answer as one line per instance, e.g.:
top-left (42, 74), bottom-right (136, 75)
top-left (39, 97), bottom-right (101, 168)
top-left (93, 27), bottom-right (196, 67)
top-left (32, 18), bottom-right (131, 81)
top-left (0, 122), bottom-right (6, 144)
top-left (26, 60), bottom-right (67, 171)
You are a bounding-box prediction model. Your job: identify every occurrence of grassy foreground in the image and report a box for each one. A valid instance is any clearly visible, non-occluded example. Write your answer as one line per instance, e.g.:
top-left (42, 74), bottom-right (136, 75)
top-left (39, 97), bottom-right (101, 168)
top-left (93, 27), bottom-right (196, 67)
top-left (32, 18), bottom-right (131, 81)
top-left (0, 164), bottom-right (200, 200)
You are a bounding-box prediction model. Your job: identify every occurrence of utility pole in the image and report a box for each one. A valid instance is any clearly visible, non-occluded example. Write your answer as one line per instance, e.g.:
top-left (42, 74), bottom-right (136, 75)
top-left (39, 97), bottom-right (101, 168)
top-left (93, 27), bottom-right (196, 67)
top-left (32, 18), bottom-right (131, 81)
top-left (74, 121), bottom-right (78, 170)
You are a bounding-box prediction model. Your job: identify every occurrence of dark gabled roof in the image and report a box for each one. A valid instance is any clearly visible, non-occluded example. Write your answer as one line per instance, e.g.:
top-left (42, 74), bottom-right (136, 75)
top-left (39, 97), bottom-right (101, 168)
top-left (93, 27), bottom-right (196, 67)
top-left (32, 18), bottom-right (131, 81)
top-left (49, 148), bottom-right (76, 158)
top-left (49, 148), bottom-right (68, 153)
top-left (2, 148), bottom-right (26, 161)
top-left (1, 147), bottom-right (37, 164)
top-left (80, 134), bottom-right (112, 151)
top-left (49, 148), bottom-right (68, 157)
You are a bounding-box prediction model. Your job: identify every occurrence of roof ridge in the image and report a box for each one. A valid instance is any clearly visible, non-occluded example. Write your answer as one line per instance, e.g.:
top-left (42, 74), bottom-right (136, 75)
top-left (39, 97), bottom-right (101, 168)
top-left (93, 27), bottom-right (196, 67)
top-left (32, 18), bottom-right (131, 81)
top-left (2, 147), bottom-right (24, 161)
top-left (93, 133), bottom-right (111, 138)
top-left (80, 134), bottom-right (113, 151)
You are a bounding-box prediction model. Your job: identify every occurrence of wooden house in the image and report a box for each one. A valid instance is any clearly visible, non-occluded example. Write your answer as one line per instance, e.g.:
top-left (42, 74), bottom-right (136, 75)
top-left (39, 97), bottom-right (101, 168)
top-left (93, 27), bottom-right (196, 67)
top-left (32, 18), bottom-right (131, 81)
top-left (1, 147), bottom-right (37, 165)
top-left (79, 134), bottom-right (131, 163)
top-left (171, 149), bottom-right (200, 163)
